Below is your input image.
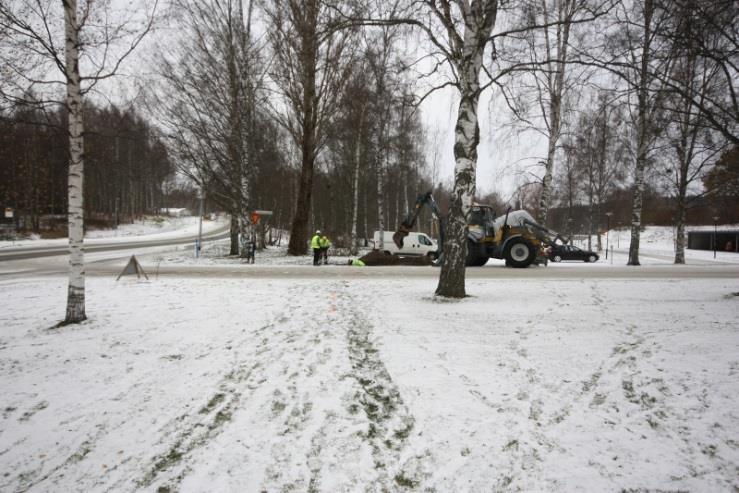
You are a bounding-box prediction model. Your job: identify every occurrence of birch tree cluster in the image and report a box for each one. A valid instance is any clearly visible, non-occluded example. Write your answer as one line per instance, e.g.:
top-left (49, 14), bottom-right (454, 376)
top-left (503, 0), bottom-right (736, 265)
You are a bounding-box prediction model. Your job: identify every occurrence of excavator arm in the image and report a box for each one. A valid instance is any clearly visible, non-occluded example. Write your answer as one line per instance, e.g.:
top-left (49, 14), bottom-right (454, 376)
top-left (393, 191), bottom-right (445, 252)
top-left (520, 218), bottom-right (569, 246)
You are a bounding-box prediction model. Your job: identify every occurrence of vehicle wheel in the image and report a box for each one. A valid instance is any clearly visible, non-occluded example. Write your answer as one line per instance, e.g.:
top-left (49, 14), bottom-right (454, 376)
top-left (427, 251), bottom-right (438, 261)
top-left (587, 254), bottom-right (597, 263)
top-left (383, 250), bottom-right (392, 256)
top-left (553, 255), bottom-right (562, 263)
top-left (505, 238), bottom-right (536, 268)
top-left (466, 240), bottom-right (489, 266)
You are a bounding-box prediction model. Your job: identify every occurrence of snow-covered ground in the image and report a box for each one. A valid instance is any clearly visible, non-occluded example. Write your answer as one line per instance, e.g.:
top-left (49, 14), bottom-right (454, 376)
top-left (1, 224), bottom-right (738, 491)
top-left (0, 275), bottom-right (737, 492)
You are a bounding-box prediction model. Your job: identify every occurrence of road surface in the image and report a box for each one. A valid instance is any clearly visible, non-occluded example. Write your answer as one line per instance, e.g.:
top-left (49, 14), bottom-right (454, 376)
top-left (0, 226), bottom-right (229, 261)
top-left (2, 229), bottom-right (737, 280)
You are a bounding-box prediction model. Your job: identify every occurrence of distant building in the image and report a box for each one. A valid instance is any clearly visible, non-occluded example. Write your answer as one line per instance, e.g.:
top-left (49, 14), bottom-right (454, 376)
top-left (688, 230), bottom-right (739, 253)
top-left (158, 208), bottom-right (192, 217)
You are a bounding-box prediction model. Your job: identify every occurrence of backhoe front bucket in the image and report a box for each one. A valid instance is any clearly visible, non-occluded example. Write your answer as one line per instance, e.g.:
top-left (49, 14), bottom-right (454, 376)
top-left (393, 227), bottom-right (410, 249)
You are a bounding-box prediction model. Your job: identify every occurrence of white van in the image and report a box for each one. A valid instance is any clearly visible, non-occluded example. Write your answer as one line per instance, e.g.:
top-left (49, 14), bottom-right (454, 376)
top-left (372, 230), bottom-right (438, 258)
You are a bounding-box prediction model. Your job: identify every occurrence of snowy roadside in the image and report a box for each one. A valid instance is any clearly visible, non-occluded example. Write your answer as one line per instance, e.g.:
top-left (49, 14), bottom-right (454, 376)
top-left (580, 226), bottom-right (739, 266)
top-left (1, 275), bottom-right (737, 491)
top-left (151, 225), bottom-right (739, 268)
top-left (0, 216), bottom-right (226, 250)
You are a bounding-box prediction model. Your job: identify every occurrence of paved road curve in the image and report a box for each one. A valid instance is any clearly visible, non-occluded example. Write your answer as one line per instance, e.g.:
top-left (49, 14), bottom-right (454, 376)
top-left (0, 227), bottom-right (229, 262)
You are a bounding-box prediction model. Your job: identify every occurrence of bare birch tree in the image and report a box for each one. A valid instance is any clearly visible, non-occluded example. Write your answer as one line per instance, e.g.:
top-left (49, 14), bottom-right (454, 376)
top-left (155, 0), bottom-right (262, 257)
top-left (656, 0), bottom-right (738, 146)
top-left (572, 0), bottom-right (676, 265)
top-left (338, 0), bottom-right (611, 296)
top-left (617, 0), bottom-right (674, 265)
top-left (659, 2), bottom-right (729, 264)
top-left (343, 2), bottom-right (501, 297)
top-left (523, 0), bottom-right (593, 226)
top-left (0, 0), bottom-right (157, 324)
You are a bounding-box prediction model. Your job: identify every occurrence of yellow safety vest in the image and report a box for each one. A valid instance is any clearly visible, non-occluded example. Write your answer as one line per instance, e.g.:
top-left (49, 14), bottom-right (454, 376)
top-left (311, 235), bottom-right (321, 249)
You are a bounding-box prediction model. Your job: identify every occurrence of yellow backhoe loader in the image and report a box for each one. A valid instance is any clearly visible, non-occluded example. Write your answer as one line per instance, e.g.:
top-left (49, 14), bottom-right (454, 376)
top-left (393, 192), bottom-right (568, 268)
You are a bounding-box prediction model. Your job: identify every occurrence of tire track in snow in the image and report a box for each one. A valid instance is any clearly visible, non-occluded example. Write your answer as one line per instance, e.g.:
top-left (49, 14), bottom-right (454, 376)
top-left (509, 280), bottom-right (737, 490)
top-left (144, 281), bottom-right (376, 492)
top-left (133, 284), bottom-right (312, 492)
top-left (337, 282), bottom-right (422, 489)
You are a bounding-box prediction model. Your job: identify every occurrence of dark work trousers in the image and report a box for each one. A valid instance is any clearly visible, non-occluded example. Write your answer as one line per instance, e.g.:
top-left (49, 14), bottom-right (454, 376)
top-left (313, 248), bottom-right (322, 265)
top-left (320, 247), bottom-right (328, 264)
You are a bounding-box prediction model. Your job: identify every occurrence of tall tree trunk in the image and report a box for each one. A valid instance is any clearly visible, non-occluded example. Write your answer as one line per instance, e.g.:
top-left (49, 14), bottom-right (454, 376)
top-left (349, 109), bottom-right (363, 255)
top-left (538, 1), bottom-right (573, 226)
top-left (435, 2), bottom-right (497, 298)
top-left (229, 212), bottom-right (239, 255)
top-left (628, 0), bottom-right (654, 266)
top-left (288, 143), bottom-right (315, 255)
top-left (63, 0), bottom-right (86, 324)
top-left (286, 0), bottom-right (319, 256)
top-left (674, 139), bottom-right (689, 264)
top-left (674, 188), bottom-right (686, 263)
top-left (362, 180), bottom-right (368, 246)
top-left (436, 67), bottom-right (482, 298)
top-left (376, 128), bottom-right (386, 250)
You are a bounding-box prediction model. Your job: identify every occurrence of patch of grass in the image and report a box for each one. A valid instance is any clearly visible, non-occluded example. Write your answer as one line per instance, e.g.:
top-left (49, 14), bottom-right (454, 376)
top-left (394, 471), bottom-right (419, 488)
top-left (503, 439), bottom-right (519, 451)
top-left (622, 380), bottom-right (638, 403)
top-left (210, 410), bottom-right (233, 430)
top-left (393, 422), bottom-right (413, 441)
top-left (19, 401), bottom-right (49, 422)
top-left (701, 444), bottom-right (717, 457)
top-left (272, 400), bottom-right (287, 415)
top-left (69, 443), bottom-right (92, 463)
top-left (162, 354), bottom-right (184, 361)
top-left (640, 393), bottom-right (657, 408)
top-left (152, 445), bottom-right (184, 474)
top-left (347, 403), bottom-right (360, 415)
top-left (590, 393), bottom-right (607, 407)
top-left (199, 393), bottom-right (225, 414)
top-left (582, 372), bottom-right (601, 392)
top-left (498, 476), bottom-right (513, 488)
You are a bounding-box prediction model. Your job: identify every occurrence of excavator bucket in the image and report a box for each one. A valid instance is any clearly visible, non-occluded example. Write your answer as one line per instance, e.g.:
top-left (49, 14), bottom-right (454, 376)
top-left (393, 227), bottom-right (410, 249)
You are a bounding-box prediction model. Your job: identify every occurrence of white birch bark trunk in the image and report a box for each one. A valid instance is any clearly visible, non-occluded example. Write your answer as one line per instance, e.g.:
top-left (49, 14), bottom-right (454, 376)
top-left (63, 0), bottom-right (86, 324)
top-left (628, 0), bottom-right (654, 266)
top-left (674, 192), bottom-right (686, 264)
top-left (435, 3), bottom-right (497, 298)
top-left (436, 75), bottom-right (479, 298)
top-left (538, 0), bottom-right (573, 226)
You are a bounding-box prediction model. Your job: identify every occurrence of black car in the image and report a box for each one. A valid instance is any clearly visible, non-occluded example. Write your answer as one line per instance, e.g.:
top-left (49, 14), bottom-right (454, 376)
top-left (549, 244), bottom-right (599, 263)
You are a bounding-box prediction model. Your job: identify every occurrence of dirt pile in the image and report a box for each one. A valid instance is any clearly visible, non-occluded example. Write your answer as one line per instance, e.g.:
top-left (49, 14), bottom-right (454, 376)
top-left (358, 250), bottom-right (433, 266)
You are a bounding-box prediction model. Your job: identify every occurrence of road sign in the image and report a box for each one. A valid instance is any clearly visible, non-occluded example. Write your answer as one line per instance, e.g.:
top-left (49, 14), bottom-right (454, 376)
top-left (249, 210), bottom-right (273, 225)
top-left (116, 255), bottom-right (149, 281)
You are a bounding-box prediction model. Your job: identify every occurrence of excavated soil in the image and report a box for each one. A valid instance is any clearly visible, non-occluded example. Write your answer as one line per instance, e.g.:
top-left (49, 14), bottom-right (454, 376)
top-left (358, 250), bottom-right (433, 266)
